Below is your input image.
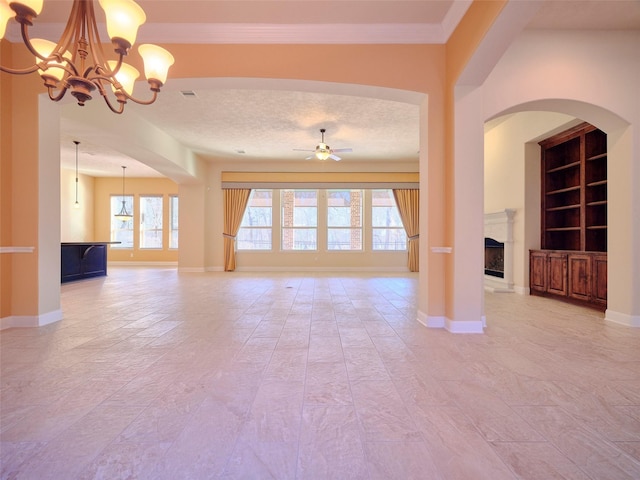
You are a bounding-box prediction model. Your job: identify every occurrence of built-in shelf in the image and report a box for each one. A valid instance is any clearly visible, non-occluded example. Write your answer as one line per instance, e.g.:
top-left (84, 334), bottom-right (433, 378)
top-left (533, 122), bottom-right (607, 309)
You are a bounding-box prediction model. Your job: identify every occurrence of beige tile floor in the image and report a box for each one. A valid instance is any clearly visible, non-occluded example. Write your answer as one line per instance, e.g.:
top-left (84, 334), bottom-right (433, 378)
top-left (1, 267), bottom-right (640, 479)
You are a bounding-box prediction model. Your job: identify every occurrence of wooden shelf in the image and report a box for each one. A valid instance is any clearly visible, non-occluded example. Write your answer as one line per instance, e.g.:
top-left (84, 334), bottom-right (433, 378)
top-left (547, 227), bottom-right (580, 232)
top-left (587, 225), bottom-right (607, 230)
top-left (587, 180), bottom-right (607, 187)
top-left (587, 200), bottom-right (607, 207)
top-left (587, 153), bottom-right (607, 161)
top-left (547, 204), bottom-right (580, 212)
top-left (546, 161), bottom-right (581, 173)
top-left (546, 185), bottom-right (580, 195)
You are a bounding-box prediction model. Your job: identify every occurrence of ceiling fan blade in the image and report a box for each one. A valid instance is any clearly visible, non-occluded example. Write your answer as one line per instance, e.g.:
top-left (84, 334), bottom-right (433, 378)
top-left (305, 155), bottom-right (315, 160)
top-left (293, 148), bottom-right (314, 152)
top-left (329, 154), bottom-right (341, 161)
top-left (331, 148), bottom-right (352, 153)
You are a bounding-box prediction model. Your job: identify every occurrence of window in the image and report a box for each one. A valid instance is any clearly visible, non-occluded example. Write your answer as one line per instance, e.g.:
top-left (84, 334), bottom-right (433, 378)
top-left (282, 189), bottom-right (317, 250)
top-left (372, 189), bottom-right (407, 250)
top-left (110, 195), bottom-right (134, 248)
top-left (139, 195), bottom-right (163, 249)
top-left (169, 195), bottom-right (179, 249)
top-left (238, 189), bottom-right (273, 250)
top-left (327, 189), bottom-right (362, 250)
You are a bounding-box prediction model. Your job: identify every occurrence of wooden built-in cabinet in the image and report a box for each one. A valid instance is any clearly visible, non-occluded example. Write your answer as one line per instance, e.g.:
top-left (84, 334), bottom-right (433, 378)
top-left (531, 122), bottom-right (607, 309)
top-left (530, 250), bottom-right (607, 309)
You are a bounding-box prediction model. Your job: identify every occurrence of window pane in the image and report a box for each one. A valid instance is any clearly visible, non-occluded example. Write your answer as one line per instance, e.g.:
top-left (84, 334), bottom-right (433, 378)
top-left (140, 196), bottom-right (163, 249)
top-left (239, 189), bottom-right (273, 250)
top-left (110, 195), bottom-right (134, 248)
top-left (237, 228), bottom-right (272, 250)
top-left (372, 189), bottom-right (406, 251)
top-left (373, 228), bottom-right (407, 250)
top-left (282, 228), bottom-right (317, 250)
top-left (169, 195), bottom-right (178, 249)
top-left (371, 206), bottom-right (403, 227)
top-left (327, 189), bottom-right (362, 250)
top-left (328, 228), bottom-right (362, 250)
top-left (293, 207), bottom-right (317, 227)
top-left (282, 190), bottom-right (317, 250)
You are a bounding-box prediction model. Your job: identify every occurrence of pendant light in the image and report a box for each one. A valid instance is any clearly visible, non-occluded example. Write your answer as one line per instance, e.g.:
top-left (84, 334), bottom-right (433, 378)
top-left (114, 165), bottom-right (132, 221)
top-left (73, 140), bottom-right (80, 208)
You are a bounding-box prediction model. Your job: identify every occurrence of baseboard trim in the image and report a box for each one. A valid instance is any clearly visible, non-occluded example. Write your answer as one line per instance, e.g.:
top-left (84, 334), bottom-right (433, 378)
top-left (1, 309), bottom-right (63, 330)
top-left (234, 266), bottom-right (411, 272)
top-left (417, 311), bottom-right (445, 328)
top-left (108, 262), bottom-right (178, 267)
top-left (445, 318), bottom-right (485, 333)
top-left (605, 310), bottom-right (640, 327)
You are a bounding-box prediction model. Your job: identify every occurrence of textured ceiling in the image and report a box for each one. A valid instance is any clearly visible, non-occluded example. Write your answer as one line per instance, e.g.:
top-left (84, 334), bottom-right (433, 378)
top-left (25, 0), bottom-right (636, 178)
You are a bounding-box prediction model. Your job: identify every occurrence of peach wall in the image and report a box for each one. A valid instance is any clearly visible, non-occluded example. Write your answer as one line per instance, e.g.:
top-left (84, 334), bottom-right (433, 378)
top-left (1, 39), bottom-right (12, 318)
top-left (165, 44), bottom-right (445, 94)
top-left (6, 43), bottom-right (45, 317)
top-left (94, 177), bottom-right (179, 263)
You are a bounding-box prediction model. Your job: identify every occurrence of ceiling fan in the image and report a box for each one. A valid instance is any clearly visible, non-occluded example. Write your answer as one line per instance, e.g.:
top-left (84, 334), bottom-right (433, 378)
top-left (294, 128), bottom-right (352, 161)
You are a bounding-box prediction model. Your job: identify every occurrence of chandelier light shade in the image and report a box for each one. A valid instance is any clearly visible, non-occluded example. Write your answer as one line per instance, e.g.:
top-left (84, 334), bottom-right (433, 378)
top-left (0, 0), bottom-right (174, 114)
top-left (73, 140), bottom-right (80, 208)
top-left (114, 165), bottom-right (132, 221)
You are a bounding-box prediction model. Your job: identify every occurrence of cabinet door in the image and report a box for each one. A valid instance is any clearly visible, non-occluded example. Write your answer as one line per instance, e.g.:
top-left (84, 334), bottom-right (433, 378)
top-left (568, 253), bottom-right (591, 301)
top-left (530, 251), bottom-right (548, 292)
top-left (592, 254), bottom-right (608, 306)
top-left (547, 252), bottom-right (568, 296)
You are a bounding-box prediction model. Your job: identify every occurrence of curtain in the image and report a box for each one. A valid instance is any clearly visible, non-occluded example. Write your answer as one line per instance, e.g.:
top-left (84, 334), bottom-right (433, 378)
top-left (223, 188), bottom-right (251, 271)
top-left (393, 189), bottom-right (419, 272)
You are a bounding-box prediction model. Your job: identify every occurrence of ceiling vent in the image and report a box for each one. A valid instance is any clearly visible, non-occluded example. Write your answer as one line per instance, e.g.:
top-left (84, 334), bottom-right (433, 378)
top-left (180, 90), bottom-right (197, 98)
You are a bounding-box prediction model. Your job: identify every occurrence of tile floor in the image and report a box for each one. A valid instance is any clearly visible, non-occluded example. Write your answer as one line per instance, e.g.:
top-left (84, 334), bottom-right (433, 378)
top-left (1, 267), bottom-right (640, 479)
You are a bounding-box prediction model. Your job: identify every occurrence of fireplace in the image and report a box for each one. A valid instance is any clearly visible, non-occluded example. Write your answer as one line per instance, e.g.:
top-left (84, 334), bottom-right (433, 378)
top-left (484, 209), bottom-right (515, 292)
top-left (484, 238), bottom-right (504, 278)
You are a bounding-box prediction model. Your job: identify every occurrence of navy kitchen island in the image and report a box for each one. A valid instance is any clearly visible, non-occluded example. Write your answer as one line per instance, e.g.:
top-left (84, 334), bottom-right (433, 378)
top-left (61, 242), bottom-right (119, 283)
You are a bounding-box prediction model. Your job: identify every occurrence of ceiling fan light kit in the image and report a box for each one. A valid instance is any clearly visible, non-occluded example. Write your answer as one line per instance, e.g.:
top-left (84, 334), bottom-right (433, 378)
top-left (294, 128), bottom-right (352, 161)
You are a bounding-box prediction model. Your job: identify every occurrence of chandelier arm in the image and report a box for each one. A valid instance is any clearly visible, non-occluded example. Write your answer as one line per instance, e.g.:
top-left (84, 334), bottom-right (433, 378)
top-left (86, 0), bottom-right (120, 80)
top-left (0, 64), bottom-right (41, 75)
top-left (47, 85), bottom-right (70, 102)
top-left (64, 0), bottom-right (89, 77)
top-left (17, 9), bottom-right (80, 77)
top-left (101, 92), bottom-right (126, 114)
top-left (18, 22), bottom-right (46, 61)
top-left (124, 89), bottom-right (160, 106)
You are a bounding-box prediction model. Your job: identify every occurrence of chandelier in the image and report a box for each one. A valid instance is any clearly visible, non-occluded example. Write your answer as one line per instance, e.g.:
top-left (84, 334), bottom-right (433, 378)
top-left (0, 0), bottom-right (174, 114)
top-left (114, 165), bottom-right (132, 221)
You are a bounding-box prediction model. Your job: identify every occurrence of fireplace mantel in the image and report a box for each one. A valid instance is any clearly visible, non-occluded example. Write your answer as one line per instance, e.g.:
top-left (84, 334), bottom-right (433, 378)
top-left (485, 209), bottom-right (515, 292)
